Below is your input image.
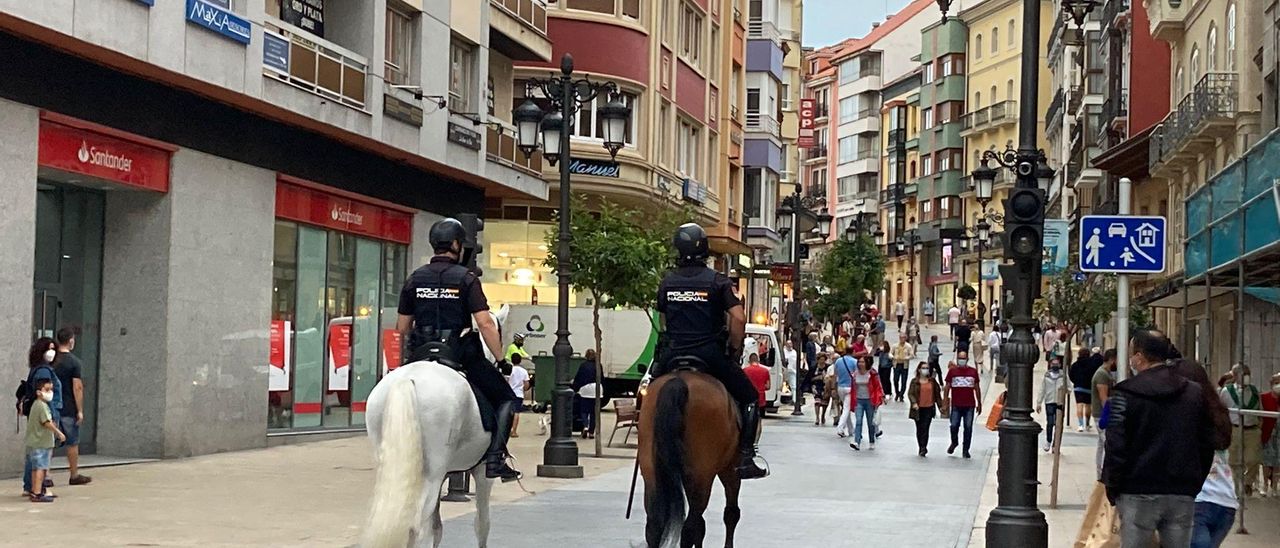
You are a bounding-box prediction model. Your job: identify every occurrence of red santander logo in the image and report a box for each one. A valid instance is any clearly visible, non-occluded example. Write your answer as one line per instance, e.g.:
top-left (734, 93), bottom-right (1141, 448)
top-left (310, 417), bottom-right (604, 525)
top-left (77, 140), bottom-right (134, 173)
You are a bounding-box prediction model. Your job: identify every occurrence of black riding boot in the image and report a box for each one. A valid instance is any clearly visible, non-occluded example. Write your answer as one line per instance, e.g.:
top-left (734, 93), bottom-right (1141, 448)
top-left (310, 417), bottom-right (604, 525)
top-left (736, 402), bottom-right (768, 480)
top-left (485, 401), bottom-right (522, 482)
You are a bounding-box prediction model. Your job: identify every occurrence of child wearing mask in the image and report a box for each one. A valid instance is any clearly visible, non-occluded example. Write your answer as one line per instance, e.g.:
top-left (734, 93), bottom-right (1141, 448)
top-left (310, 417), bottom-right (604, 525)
top-left (25, 378), bottom-right (66, 503)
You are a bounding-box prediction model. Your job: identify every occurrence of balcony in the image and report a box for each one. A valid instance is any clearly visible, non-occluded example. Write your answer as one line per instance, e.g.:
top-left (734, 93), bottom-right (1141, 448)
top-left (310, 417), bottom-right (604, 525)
top-left (745, 112), bottom-right (781, 136)
top-left (1069, 139), bottom-right (1105, 189)
top-left (842, 108), bottom-right (880, 135)
top-left (959, 100), bottom-right (1017, 136)
top-left (1046, 88), bottom-right (1066, 135)
top-left (803, 145), bottom-right (828, 162)
top-left (748, 19), bottom-right (782, 42)
top-left (1103, 0), bottom-right (1131, 26)
top-left (486, 125), bottom-right (543, 176)
top-left (263, 18), bottom-right (368, 110)
top-left (905, 137), bottom-right (919, 150)
top-left (1146, 0), bottom-right (1189, 42)
top-left (886, 128), bottom-right (907, 154)
top-left (1101, 91), bottom-right (1129, 133)
top-left (814, 102), bottom-right (830, 120)
top-left (880, 183), bottom-right (905, 207)
top-left (1149, 72), bottom-right (1240, 178)
top-left (489, 0), bottom-right (552, 62)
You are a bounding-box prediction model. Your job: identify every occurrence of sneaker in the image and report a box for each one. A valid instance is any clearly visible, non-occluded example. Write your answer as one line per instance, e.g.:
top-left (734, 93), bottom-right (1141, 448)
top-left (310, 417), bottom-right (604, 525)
top-left (1086, 425), bottom-right (1093, 432)
top-left (850, 443), bottom-right (860, 451)
top-left (963, 451), bottom-right (972, 459)
top-left (918, 448), bottom-right (927, 457)
top-left (42, 478), bottom-right (53, 488)
top-left (947, 442), bottom-right (958, 455)
top-left (1076, 426), bottom-right (1085, 433)
top-left (69, 475), bottom-right (92, 485)
top-left (869, 443), bottom-right (876, 451)
top-left (837, 431), bottom-right (846, 439)
top-left (29, 494), bottom-right (54, 503)
top-left (1043, 442), bottom-right (1051, 452)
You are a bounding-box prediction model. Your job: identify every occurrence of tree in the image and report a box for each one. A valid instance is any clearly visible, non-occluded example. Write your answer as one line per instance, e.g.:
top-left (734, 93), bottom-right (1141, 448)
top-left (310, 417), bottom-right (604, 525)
top-left (1034, 264), bottom-right (1117, 359)
top-left (817, 237), bottom-right (886, 319)
top-left (543, 196), bottom-right (687, 455)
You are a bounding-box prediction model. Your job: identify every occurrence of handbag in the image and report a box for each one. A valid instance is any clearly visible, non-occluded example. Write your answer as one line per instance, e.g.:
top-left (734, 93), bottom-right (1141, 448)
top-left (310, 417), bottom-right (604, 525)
top-left (873, 406), bottom-right (882, 428)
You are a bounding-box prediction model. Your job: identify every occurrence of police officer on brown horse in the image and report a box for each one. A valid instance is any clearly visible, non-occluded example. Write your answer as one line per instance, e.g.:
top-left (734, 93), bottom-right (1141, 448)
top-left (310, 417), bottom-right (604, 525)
top-left (652, 223), bottom-right (768, 480)
top-left (396, 217), bottom-right (521, 482)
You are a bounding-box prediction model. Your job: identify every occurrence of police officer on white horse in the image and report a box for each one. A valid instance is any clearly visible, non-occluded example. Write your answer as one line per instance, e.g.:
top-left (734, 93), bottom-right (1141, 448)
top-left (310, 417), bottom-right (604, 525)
top-left (652, 223), bottom-right (768, 480)
top-left (396, 218), bottom-right (522, 482)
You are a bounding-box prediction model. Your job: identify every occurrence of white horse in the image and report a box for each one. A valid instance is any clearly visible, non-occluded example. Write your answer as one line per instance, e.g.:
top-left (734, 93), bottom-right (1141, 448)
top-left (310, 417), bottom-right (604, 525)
top-left (361, 304), bottom-right (511, 548)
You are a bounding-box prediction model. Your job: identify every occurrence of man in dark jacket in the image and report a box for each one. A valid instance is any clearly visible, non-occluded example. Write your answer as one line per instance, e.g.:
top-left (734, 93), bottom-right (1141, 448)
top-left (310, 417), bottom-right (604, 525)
top-left (571, 350), bottom-right (599, 437)
top-left (1103, 330), bottom-right (1214, 548)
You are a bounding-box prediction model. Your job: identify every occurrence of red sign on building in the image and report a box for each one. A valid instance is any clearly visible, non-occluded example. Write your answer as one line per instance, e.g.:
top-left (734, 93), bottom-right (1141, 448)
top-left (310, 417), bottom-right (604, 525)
top-left (274, 181), bottom-right (413, 244)
top-left (38, 121), bottom-right (172, 192)
top-left (798, 98), bottom-right (817, 149)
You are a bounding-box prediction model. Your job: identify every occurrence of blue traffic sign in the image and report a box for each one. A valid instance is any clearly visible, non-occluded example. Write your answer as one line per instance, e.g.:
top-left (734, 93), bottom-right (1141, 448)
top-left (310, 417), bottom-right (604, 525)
top-left (1078, 216), bottom-right (1167, 274)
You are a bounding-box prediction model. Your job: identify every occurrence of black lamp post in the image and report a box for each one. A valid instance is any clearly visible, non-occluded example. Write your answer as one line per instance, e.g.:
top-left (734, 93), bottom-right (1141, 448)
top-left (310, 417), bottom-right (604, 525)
top-left (776, 183), bottom-right (832, 416)
top-left (514, 53), bottom-right (630, 478)
top-left (933, 1), bottom-right (1098, 546)
top-left (896, 230), bottom-right (924, 320)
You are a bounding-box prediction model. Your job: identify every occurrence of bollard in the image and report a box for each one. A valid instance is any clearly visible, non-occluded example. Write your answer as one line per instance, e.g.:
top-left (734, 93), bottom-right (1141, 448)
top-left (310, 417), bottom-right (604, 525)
top-left (440, 471), bottom-right (471, 502)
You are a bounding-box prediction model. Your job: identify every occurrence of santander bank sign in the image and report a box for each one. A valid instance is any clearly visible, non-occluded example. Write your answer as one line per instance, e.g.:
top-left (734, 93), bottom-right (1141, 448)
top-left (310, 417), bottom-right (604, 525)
top-left (38, 120), bottom-right (171, 192)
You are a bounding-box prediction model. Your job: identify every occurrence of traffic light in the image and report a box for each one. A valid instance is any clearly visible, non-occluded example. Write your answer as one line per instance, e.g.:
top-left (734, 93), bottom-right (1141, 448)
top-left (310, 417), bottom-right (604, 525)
top-left (1002, 187), bottom-right (1045, 261)
top-left (456, 213), bottom-right (485, 276)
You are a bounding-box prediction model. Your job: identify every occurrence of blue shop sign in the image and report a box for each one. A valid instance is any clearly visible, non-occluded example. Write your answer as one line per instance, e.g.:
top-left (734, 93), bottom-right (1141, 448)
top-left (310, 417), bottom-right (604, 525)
top-left (186, 0), bottom-right (251, 45)
top-left (263, 32), bottom-right (290, 73)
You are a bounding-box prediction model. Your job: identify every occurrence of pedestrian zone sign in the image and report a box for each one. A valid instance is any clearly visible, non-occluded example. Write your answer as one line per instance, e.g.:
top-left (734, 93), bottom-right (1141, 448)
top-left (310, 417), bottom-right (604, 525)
top-left (1078, 216), bottom-right (1167, 274)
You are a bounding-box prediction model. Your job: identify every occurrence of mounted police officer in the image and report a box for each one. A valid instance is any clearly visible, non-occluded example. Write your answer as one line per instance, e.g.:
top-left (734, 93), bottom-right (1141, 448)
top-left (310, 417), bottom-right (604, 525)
top-left (653, 223), bottom-right (768, 480)
top-left (396, 218), bottom-right (521, 482)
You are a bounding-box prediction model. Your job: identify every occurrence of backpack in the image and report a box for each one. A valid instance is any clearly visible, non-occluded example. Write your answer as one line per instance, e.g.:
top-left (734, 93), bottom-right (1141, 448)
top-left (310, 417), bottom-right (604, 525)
top-left (14, 365), bottom-right (51, 419)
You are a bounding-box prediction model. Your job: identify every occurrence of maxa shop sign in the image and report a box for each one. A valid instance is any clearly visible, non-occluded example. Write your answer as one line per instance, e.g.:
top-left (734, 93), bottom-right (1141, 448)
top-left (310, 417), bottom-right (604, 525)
top-left (187, 0), bottom-right (251, 45)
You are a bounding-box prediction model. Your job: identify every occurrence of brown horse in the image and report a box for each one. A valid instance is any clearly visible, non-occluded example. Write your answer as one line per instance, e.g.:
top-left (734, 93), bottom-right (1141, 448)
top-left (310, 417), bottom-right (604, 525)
top-left (638, 371), bottom-right (743, 548)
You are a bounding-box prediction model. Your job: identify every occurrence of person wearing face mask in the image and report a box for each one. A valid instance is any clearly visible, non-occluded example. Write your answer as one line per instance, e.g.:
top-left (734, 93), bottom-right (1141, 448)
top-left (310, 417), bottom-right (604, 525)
top-left (944, 351), bottom-right (982, 459)
top-left (1260, 372), bottom-right (1280, 498)
top-left (1103, 330), bottom-right (1214, 548)
top-left (1218, 363), bottom-right (1263, 497)
top-left (23, 378), bottom-right (66, 503)
top-left (22, 338), bottom-right (63, 498)
top-left (908, 361), bottom-right (942, 457)
top-left (1036, 358), bottom-right (1070, 453)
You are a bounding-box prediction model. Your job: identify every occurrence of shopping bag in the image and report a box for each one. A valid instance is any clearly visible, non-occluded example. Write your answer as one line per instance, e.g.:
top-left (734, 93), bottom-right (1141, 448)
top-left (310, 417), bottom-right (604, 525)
top-left (986, 392), bottom-right (1006, 431)
top-left (873, 406), bottom-right (882, 428)
top-left (1074, 482), bottom-right (1120, 548)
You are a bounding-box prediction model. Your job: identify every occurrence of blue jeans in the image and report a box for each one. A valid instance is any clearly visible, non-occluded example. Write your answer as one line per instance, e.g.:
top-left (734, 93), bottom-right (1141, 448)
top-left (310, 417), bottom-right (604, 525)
top-left (1117, 494), bottom-right (1194, 548)
top-left (23, 411), bottom-right (58, 493)
top-left (1191, 501), bottom-right (1236, 548)
top-left (1045, 403), bottom-right (1061, 445)
top-left (949, 406), bottom-right (976, 452)
top-left (853, 398), bottom-right (875, 445)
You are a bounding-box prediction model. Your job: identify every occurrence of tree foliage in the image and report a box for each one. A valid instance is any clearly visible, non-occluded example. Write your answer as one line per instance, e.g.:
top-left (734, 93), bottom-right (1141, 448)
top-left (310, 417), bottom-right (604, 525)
top-left (1035, 266), bottom-right (1117, 339)
top-left (816, 237), bottom-right (886, 318)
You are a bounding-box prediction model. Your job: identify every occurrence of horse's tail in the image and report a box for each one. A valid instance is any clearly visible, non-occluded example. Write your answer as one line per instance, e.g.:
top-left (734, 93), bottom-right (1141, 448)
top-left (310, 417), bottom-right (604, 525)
top-left (650, 375), bottom-right (689, 546)
top-left (362, 379), bottom-right (425, 548)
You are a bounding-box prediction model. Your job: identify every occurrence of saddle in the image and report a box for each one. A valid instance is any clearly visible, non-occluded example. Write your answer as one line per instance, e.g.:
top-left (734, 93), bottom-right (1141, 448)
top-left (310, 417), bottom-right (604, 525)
top-left (403, 356), bottom-right (499, 433)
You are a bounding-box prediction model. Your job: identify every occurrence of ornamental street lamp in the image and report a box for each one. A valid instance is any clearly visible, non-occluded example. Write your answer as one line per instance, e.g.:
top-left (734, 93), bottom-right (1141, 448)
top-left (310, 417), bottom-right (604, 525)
top-left (897, 230), bottom-right (924, 321)
top-left (775, 184), bottom-right (831, 416)
top-left (934, 1), bottom-right (1099, 546)
top-left (514, 53), bottom-right (630, 479)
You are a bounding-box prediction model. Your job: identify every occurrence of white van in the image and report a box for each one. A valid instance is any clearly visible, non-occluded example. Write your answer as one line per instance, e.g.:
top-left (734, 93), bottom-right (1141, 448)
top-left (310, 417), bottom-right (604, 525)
top-left (638, 323), bottom-right (785, 413)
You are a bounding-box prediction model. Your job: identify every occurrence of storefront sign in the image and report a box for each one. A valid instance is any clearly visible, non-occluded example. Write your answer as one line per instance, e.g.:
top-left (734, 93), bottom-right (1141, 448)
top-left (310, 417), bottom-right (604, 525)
top-left (269, 320), bottom-right (292, 392)
top-left (798, 98), bottom-right (816, 148)
top-left (382, 329), bottom-right (402, 375)
top-left (275, 182), bottom-right (413, 244)
top-left (770, 264), bottom-right (795, 283)
top-left (682, 178), bottom-right (707, 204)
top-left (328, 322), bottom-right (351, 391)
top-left (186, 0), bottom-right (251, 45)
top-left (981, 259), bottom-right (1000, 282)
top-left (568, 158), bottom-right (620, 178)
top-left (384, 94), bottom-right (424, 127)
top-left (941, 239), bottom-right (954, 275)
top-left (263, 32), bottom-right (290, 74)
top-left (281, 0), bottom-right (324, 36)
top-left (38, 121), bottom-right (171, 192)
top-left (447, 122), bottom-right (482, 151)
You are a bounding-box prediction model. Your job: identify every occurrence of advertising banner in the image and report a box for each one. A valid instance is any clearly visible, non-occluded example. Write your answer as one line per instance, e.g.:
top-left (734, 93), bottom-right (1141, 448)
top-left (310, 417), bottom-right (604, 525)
top-left (327, 322), bottom-right (351, 391)
top-left (382, 329), bottom-right (402, 375)
top-left (798, 98), bottom-right (816, 148)
top-left (981, 259), bottom-right (1000, 282)
top-left (268, 320), bottom-right (292, 391)
top-left (281, 0), bottom-right (324, 36)
top-left (1043, 219), bottom-right (1071, 274)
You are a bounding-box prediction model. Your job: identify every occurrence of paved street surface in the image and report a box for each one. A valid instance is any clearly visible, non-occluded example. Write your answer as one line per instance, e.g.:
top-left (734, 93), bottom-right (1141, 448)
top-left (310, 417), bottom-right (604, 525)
top-left (2, 321), bottom-right (1276, 546)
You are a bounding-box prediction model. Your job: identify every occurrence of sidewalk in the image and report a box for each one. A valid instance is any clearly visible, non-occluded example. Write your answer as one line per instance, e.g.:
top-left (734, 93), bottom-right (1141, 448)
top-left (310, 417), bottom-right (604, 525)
top-left (0, 410), bottom-right (635, 547)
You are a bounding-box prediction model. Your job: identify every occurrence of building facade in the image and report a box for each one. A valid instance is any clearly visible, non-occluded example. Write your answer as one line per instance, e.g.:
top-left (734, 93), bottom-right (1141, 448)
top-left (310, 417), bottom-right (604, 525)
top-left (878, 70), bottom-right (923, 316)
top-left (1, 0), bottom-right (557, 473)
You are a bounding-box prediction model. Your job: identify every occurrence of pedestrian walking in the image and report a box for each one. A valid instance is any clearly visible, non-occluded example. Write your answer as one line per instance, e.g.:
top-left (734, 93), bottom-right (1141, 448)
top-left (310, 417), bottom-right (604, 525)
top-left (22, 338), bottom-right (62, 498)
top-left (892, 336), bottom-right (913, 402)
top-left (971, 324), bottom-right (986, 371)
top-left (52, 327), bottom-right (91, 486)
top-left (954, 319), bottom-right (972, 353)
top-left (907, 317), bottom-right (922, 346)
top-left (783, 340), bottom-right (798, 392)
top-left (1219, 363), bottom-right (1263, 496)
top-left (1262, 372), bottom-right (1280, 497)
top-left (928, 335), bottom-right (942, 373)
top-left (833, 347), bottom-right (857, 438)
top-left (811, 354), bottom-right (830, 426)
top-left (23, 378), bottom-right (65, 503)
top-left (1041, 324), bottom-right (1060, 364)
top-left (944, 350), bottom-right (981, 459)
top-left (571, 349), bottom-right (598, 438)
top-left (1166, 359), bottom-right (1236, 548)
top-left (923, 298), bottom-right (935, 325)
top-left (744, 353), bottom-right (771, 410)
top-left (1070, 348), bottom-right (1096, 432)
top-left (909, 361), bottom-right (942, 457)
top-left (825, 355), bottom-right (842, 427)
top-left (1103, 330), bottom-right (1215, 548)
top-left (1036, 357), bottom-right (1070, 452)
top-left (876, 341), bottom-right (894, 401)
top-left (505, 354), bottom-right (530, 437)
top-left (1091, 349), bottom-right (1117, 478)
top-left (990, 300), bottom-right (1001, 326)
top-left (848, 355), bottom-right (885, 452)
top-left (987, 326), bottom-right (1003, 377)
top-left (850, 334), bottom-right (870, 359)
top-left (947, 304), bottom-right (962, 340)
top-left (894, 297), bottom-right (906, 332)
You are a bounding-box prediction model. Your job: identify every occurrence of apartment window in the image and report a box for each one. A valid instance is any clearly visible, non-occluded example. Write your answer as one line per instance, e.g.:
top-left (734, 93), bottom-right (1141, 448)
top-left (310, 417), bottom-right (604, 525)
top-left (1175, 65), bottom-right (1184, 100)
top-left (659, 101), bottom-right (672, 166)
top-left (782, 81), bottom-right (793, 110)
top-left (922, 107), bottom-right (934, 129)
top-left (921, 154), bottom-right (933, 176)
top-left (1207, 25), bottom-right (1218, 72)
top-left (923, 62), bottom-right (935, 84)
top-left (838, 137), bottom-right (855, 162)
top-left (710, 26), bottom-right (722, 78)
top-left (747, 88), bottom-right (761, 114)
top-left (921, 200), bottom-right (933, 221)
top-left (449, 40), bottom-right (476, 112)
top-left (680, 3), bottom-right (704, 67)
top-left (663, 0), bottom-right (675, 44)
top-left (840, 62), bottom-right (856, 85)
top-left (974, 92), bottom-right (982, 110)
top-left (706, 134), bottom-right (718, 187)
top-left (1190, 45), bottom-right (1201, 86)
top-left (938, 54), bottom-right (965, 77)
top-left (566, 0), bottom-right (638, 17)
top-left (839, 96), bottom-right (856, 123)
top-left (622, 0), bottom-right (640, 18)
top-left (1007, 79), bottom-right (1015, 101)
top-left (938, 196), bottom-right (962, 218)
top-left (677, 119), bottom-right (701, 179)
top-left (1226, 3), bottom-right (1236, 71)
top-left (576, 92), bottom-right (638, 145)
top-left (385, 7), bottom-right (416, 85)
top-left (936, 149), bottom-right (963, 172)
top-left (1008, 19), bottom-right (1015, 47)
top-left (992, 28), bottom-right (999, 54)
top-left (937, 101), bottom-right (964, 124)
top-left (975, 35), bottom-right (983, 59)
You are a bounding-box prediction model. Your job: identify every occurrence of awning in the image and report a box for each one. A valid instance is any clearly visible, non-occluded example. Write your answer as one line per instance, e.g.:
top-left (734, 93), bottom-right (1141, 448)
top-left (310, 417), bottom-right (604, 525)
top-left (1092, 125), bottom-right (1156, 180)
top-left (708, 235), bottom-right (752, 257)
top-left (1144, 285), bottom-right (1235, 309)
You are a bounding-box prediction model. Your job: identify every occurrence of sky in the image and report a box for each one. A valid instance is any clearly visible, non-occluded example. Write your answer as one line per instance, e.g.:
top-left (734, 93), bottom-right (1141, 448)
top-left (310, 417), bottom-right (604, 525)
top-left (802, 0), bottom-right (915, 48)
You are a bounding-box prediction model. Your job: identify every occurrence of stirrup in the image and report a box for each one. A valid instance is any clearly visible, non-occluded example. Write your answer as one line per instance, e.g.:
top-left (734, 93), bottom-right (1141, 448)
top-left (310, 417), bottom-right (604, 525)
top-left (736, 453), bottom-right (769, 480)
top-left (485, 454), bottom-right (522, 482)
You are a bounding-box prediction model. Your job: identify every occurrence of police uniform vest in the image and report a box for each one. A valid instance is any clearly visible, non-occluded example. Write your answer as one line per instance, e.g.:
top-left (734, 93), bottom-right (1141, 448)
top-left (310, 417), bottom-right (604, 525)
top-left (663, 267), bottom-right (724, 349)
top-left (408, 261), bottom-right (472, 348)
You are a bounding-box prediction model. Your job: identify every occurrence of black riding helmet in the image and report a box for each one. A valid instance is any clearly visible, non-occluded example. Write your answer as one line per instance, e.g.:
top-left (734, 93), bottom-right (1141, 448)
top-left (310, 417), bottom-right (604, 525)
top-left (673, 223), bottom-right (709, 264)
top-left (429, 218), bottom-right (466, 256)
